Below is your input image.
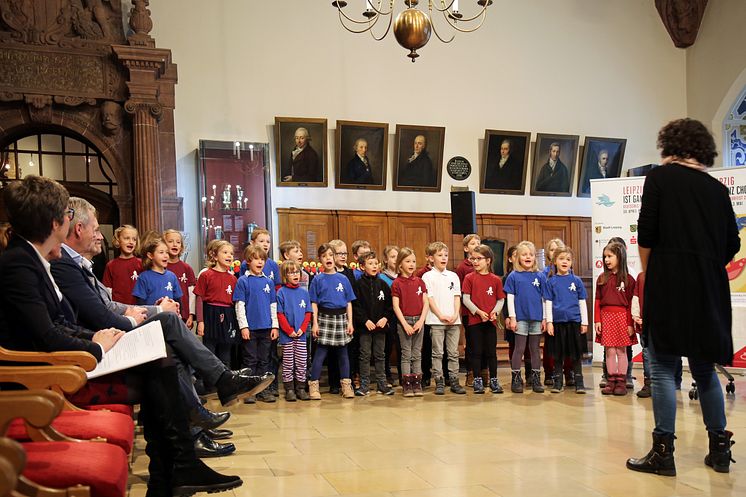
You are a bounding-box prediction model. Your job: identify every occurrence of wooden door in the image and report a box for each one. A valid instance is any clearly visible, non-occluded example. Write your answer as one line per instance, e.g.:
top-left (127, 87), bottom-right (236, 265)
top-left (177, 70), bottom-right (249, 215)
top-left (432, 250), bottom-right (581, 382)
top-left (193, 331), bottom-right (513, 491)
top-left (277, 208), bottom-right (336, 261)
top-left (527, 216), bottom-right (572, 257)
top-left (571, 217), bottom-right (594, 277)
top-left (337, 210), bottom-right (388, 256)
top-left (388, 213), bottom-right (437, 268)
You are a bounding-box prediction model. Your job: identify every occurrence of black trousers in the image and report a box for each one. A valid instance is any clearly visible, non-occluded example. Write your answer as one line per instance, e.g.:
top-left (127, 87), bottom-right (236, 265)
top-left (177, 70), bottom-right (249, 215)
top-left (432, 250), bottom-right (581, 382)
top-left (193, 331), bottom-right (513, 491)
top-left (466, 321), bottom-right (497, 378)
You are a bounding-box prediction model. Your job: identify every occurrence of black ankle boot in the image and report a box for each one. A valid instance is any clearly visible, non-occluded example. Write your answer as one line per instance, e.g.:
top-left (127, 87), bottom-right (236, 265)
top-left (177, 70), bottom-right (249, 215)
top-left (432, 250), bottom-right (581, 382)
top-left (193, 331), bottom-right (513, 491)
top-left (550, 372), bottom-right (563, 393)
top-left (705, 430), bottom-right (735, 473)
top-left (531, 370), bottom-right (545, 393)
top-left (626, 432), bottom-right (676, 476)
top-left (511, 370), bottom-right (523, 393)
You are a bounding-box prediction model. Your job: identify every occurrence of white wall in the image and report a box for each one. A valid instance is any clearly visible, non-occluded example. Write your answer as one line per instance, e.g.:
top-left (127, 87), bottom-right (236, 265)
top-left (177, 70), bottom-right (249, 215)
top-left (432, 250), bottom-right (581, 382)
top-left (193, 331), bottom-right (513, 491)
top-left (148, 0), bottom-right (686, 266)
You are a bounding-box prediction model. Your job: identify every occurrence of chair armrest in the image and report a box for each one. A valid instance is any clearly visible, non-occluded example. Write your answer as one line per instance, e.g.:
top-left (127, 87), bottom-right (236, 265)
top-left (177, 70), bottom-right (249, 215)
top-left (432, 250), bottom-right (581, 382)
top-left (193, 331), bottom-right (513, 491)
top-left (0, 438), bottom-right (24, 497)
top-left (0, 390), bottom-right (63, 437)
top-left (0, 366), bottom-right (87, 411)
top-left (0, 347), bottom-right (97, 372)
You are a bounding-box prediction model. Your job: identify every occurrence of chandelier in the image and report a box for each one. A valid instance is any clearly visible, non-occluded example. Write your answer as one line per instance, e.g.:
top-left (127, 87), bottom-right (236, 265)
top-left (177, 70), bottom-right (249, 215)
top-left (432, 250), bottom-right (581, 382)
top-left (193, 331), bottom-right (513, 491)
top-left (331, 1), bottom-right (492, 62)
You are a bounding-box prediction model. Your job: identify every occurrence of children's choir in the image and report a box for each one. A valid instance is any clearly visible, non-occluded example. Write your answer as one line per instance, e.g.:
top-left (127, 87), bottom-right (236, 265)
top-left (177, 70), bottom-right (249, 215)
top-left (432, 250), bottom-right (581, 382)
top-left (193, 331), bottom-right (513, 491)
top-left (103, 225), bottom-right (641, 400)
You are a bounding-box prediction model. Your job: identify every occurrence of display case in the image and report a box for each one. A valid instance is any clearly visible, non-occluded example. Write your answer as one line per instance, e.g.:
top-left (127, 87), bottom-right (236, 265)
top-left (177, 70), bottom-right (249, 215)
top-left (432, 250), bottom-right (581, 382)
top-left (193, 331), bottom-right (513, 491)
top-left (197, 140), bottom-right (271, 266)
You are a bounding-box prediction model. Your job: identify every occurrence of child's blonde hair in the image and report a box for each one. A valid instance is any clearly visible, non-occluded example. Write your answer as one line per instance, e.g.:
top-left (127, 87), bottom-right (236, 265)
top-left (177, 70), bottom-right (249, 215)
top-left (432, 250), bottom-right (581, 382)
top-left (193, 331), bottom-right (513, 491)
top-left (513, 241), bottom-right (538, 272)
top-left (141, 237), bottom-right (167, 270)
top-left (163, 229), bottom-right (184, 257)
top-left (328, 239), bottom-right (347, 253)
top-left (545, 238), bottom-right (566, 265)
top-left (280, 260), bottom-right (301, 284)
top-left (243, 244), bottom-right (267, 263)
top-left (279, 240), bottom-right (301, 259)
top-left (426, 241), bottom-right (448, 257)
top-left (463, 234), bottom-right (480, 248)
top-left (113, 225), bottom-right (139, 252)
top-left (207, 240), bottom-right (233, 268)
top-left (395, 247), bottom-right (416, 274)
top-left (251, 228), bottom-right (271, 242)
top-left (549, 246), bottom-right (574, 277)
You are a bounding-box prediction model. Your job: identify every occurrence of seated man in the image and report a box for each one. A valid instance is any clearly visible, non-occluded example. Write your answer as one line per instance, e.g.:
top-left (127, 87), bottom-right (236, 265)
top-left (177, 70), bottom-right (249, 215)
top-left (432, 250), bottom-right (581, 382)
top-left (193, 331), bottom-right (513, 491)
top-left (0, 176), bottom-right (244, 497)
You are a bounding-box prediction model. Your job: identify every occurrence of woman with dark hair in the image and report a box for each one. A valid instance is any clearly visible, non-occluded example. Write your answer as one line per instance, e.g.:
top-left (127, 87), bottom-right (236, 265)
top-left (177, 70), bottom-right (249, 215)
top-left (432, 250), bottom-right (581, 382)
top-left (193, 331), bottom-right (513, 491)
top-left (627, 119), bottom-right (740, 476)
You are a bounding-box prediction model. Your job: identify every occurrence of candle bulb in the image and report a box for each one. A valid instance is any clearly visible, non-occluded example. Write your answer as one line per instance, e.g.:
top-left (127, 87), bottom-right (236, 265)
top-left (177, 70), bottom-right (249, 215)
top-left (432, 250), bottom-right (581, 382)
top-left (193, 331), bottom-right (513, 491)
top-left (454, 0), bottom-right (459, 11)
top-left (249, 144), bottom-right (254, 161)
top-left (366, 0), bottom-right (372, 11)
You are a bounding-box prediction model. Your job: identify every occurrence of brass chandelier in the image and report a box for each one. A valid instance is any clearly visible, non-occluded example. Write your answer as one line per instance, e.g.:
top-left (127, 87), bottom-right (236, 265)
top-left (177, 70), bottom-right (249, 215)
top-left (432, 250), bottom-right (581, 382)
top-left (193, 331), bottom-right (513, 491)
top-left (331, 0), bottom-right (492, 62)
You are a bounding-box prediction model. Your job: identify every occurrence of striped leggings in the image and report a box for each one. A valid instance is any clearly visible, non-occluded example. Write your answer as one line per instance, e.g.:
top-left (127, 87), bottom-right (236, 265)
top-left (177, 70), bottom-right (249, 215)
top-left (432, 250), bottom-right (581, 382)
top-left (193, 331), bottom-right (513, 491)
top-left (282, 339), bottom-right (308, 382)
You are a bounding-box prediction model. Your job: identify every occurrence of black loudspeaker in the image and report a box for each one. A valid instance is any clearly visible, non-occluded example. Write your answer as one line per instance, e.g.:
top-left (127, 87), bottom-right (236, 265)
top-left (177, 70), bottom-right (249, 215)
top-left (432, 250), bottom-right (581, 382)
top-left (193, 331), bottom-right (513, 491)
top-left (450, 191), bottom-right (477, 235)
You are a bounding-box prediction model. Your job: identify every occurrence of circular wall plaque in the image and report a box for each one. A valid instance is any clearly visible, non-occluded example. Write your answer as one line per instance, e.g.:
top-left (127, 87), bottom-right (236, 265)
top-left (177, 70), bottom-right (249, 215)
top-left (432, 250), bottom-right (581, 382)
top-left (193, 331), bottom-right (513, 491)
top-left (446, 156), bottom-right (471, 181)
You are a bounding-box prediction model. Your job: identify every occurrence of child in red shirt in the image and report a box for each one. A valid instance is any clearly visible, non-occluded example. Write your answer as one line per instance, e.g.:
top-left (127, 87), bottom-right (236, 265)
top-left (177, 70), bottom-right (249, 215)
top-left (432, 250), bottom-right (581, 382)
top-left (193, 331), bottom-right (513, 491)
top-left (164, 229), bottom-right (196, 327)
top-left (103, 225), bottom-right (141, 305)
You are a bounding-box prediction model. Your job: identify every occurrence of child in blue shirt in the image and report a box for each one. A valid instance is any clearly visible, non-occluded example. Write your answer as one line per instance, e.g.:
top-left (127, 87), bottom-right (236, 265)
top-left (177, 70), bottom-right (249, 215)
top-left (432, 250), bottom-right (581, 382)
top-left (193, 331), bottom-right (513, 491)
top-left (276, 260), bottom-right (312, 402)
top-left (239, 228), bottom-right (282, 287)
top-left (504, 240), bottom-right (547, 394)
top-left (132, 237), bottom-right (183, 307)
top-left (308, 243), bottom-right (356, 400)
top-left (234, 245), bottom-right (278, 404)
top-left (543, 247), bottom-right (588, 394)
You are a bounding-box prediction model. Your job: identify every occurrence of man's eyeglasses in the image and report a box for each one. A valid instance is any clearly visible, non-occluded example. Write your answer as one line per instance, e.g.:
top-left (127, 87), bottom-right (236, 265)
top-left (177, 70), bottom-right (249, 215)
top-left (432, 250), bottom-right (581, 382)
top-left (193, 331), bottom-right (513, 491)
top-left (65, 208), bottom-right (75, 220)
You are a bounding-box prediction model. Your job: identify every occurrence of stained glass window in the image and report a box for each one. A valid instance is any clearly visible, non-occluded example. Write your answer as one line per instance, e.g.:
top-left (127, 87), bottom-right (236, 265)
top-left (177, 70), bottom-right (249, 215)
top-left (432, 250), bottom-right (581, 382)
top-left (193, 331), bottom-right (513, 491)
top-left (724, 86), bottom-right (746, 167)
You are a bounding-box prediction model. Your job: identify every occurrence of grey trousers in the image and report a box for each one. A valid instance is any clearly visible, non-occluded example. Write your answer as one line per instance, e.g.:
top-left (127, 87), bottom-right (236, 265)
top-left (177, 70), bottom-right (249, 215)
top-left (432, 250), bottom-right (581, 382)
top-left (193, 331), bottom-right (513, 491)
top-left (430, 324), bottom-right (460, 379)
top-left (397, 316), bottom-right (424, 374)
top-left (359, 331), bottom-right (386, 383)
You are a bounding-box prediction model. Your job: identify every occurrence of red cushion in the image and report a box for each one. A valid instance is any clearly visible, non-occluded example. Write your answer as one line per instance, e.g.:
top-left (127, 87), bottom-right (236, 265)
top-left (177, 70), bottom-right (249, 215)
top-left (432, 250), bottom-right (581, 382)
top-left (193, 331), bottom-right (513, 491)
top-left (7, 410), bottom-right (134, 454)
top-left (82, 404), bottom-right (134, 417)
top-left (22, 441), bottom-right (128, 497)
top-left (67, 374), bottom-right (130, 406)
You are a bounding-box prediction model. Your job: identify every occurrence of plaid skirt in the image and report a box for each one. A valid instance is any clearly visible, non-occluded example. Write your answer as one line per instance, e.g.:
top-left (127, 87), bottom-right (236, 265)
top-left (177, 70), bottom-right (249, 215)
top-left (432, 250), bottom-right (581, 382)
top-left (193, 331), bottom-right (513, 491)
top-left (317, 312), bottom-right (352, 347)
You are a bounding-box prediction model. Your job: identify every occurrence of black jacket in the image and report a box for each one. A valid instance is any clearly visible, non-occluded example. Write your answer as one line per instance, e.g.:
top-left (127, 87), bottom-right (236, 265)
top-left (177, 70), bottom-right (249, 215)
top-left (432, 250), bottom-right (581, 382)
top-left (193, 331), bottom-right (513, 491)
top-left (0, 237), bottom-right (102, 361)
top-left (50, 249), bottom-right (135, 331)
top-left (352, 274), bottom-right (394, 331)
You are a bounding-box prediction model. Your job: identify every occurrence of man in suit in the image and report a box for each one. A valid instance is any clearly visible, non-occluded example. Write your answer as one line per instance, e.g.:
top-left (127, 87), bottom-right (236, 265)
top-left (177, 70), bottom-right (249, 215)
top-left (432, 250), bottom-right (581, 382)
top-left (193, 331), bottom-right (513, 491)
top-left (485, 138), bottom-right (523, 191)
top-left (535, 142), bottom-right (570, 193)
top-left (581, 149), bottom-right (612, 195)
top-left (399, 134), bottom-right (436, 187)
top-left (345, 138), bottom-right (373, 184)
top-left (281, 127), bottom-right (321, 182)
top-left (0, 176), bottom-right (244, 496)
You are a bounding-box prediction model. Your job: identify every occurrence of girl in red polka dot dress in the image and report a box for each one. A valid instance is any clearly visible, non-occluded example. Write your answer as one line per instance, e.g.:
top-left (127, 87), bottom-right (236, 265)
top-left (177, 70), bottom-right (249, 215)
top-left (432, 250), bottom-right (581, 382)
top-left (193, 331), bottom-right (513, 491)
top-left (594, 241), bottom-right (636, 396)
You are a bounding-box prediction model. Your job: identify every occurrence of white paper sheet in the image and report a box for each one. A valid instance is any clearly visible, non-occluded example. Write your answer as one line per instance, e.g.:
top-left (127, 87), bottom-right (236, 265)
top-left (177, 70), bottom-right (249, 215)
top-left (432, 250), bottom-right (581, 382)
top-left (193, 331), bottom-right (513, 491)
top-left (86, 320), bottom-right (167, 379)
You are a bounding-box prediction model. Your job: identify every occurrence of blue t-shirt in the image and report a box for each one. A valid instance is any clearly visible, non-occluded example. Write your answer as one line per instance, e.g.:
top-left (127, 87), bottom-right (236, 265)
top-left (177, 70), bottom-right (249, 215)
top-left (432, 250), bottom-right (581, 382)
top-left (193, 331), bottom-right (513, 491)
top-left (309, 272), bottom-right (356, 310)
top-left (353, 268), bottom-right (363, 281)
top-left (239, 258), bottom-right (282, 287)
top-left (132, 269), bottom-right (183, 306)
top-left (276, 285), bottom-right (311, 345)
top-left (504, 270), bottom-right (546, 321)
top-left (378, 272), bottom-right (395, 287)
top-left (233, 273), bottom-right (276, 329)
top-left (543, 273), bottom-right (587, 323)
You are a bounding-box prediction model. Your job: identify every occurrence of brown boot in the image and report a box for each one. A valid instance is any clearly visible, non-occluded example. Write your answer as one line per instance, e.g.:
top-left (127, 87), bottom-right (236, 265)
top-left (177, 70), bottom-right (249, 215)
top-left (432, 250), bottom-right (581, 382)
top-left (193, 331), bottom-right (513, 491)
top-left (403, 374), bottom-right (415, 397)
top-left (308, 380), bottom-right (321, 400)
top-left (601, 374), bottom-right (616, 395)
top-left (481, 369), bottom-right (490, 388)
top-left (340, 378), bottom-right (355, 398)
top-left (413, 374), bottom-right (424, 396)
top-left (613, 374), bottom-right (628, 396)
top-left (465, 371), bottom-right (474, 387)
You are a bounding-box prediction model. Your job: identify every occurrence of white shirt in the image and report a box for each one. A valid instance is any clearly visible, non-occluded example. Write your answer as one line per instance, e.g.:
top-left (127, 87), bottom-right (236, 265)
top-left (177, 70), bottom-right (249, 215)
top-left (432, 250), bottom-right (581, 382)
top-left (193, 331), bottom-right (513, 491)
top-left (25, 239), bottom-right (62, 302)
top-left (422, 267), bottom-right (461, 325)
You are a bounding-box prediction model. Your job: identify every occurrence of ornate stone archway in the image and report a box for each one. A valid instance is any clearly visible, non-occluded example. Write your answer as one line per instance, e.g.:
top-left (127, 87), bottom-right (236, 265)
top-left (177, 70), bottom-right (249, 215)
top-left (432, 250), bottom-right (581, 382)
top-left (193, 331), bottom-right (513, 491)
top-left (0, 0), bottom-right (181, 231)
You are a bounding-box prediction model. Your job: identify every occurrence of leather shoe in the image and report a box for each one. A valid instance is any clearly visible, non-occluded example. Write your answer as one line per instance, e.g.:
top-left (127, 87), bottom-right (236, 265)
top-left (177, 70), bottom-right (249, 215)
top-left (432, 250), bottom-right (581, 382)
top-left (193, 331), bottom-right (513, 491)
top-left (172, 460), bottom-right (242, 496)
top-left (217, 370), bottom-right (275, 406)
top-left (189, 405), bottom-right (230, 430)
top-left (204, 428), bottom-right (233, 440)
top-left (194, 431), bottom-right (235, 458)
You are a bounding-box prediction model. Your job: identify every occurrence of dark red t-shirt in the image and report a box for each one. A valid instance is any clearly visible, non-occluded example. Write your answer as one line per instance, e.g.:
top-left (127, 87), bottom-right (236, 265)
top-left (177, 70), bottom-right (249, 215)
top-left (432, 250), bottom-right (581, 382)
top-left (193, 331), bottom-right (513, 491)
top-left (391, 275), bottom-right (427, 317)
top-left (455, 258), bottom-right (474, 284)
top-left (194, 268), bottom-right (237, 307)
top-left (167, 259), bottom-right (196, 320)
top-left (462, 272), bottom-right (505, 325)
top-left (103, 256), bottom-right (142, 305)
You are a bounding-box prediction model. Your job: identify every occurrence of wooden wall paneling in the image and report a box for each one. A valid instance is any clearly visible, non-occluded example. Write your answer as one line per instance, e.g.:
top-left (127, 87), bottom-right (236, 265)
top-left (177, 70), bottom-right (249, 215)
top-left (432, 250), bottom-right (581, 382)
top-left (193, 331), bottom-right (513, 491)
top-left (478, 214), bottom-right (528, 273)
top-left (387, 213), bottom-right (437, 269)
top-left (527, 216), bottom-right (572, 258)
top-left (433, 213), bottom-right (461, 269)
top-left (570, 217), bottom-right (594, 277)
top-left (337, 210), bottom-right (388, 256)
top-left (276, 208), bottom-right (337, 261)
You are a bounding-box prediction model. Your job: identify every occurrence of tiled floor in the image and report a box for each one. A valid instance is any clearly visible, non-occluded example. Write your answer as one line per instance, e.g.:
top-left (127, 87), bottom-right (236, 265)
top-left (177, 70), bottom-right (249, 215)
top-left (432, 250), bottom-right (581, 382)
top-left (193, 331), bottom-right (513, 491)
top-left (128, 367), bottom-right (744, 497)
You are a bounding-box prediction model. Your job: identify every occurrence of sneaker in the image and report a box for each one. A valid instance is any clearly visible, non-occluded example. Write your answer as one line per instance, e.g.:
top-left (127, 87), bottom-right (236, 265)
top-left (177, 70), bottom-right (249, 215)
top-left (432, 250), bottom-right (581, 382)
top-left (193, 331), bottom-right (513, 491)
top-left (355, 379), bottom-right (370, 396)
top-left (257, 390), bottom-right (276, 403)
top-left (599, 374), bottom-right (608, 388)
top-left (473, 377), bottom-right (485, 394)
top-left (450, 375), bottom-right (466, 394)
top-left (489, 378), bottom-right (503, 394)
top-left (377, 380), bottom-right (394, 395)
top-left (544, 374), bottom-right (554, 387)
top-left (243, 395), bottom-right (256, 404)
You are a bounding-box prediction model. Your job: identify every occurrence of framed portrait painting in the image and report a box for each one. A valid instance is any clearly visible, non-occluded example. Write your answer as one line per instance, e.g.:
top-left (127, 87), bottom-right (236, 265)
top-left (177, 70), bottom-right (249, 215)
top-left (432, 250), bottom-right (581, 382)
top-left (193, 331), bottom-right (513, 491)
top-left (393, 124), bottom-right (445, 192)
top-left (529, 133), bottom-right (580, 197)
top-left (335, 120), bottom-right (389, 190)
top-left (577, 136), bottom-right (627, 197)
top-left (480, 129), bottom-right (531, 195)
top-left (275, 116), bottom-right (328, 187)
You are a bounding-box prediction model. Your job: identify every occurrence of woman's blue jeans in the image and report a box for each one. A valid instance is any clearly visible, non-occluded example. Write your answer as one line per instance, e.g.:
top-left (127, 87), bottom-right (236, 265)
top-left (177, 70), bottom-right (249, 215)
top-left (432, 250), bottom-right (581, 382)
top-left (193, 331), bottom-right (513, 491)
top-left (648, 333), bottom-right (726, 435)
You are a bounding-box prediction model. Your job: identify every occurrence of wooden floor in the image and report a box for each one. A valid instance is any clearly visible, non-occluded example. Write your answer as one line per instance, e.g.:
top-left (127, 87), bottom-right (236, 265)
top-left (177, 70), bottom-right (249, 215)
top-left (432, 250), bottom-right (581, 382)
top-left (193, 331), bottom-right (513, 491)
top-left (128, 366), bottom-right (744, 497)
